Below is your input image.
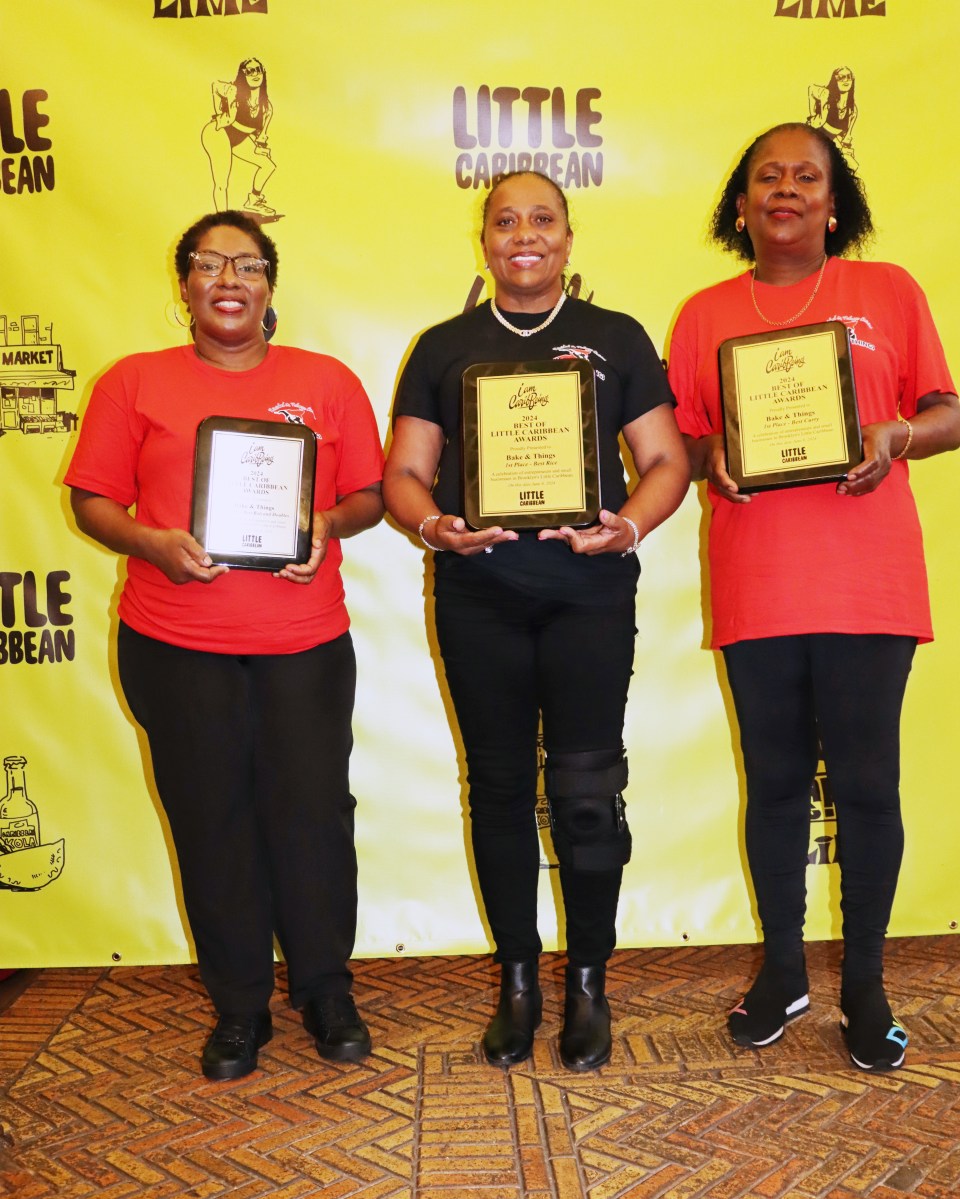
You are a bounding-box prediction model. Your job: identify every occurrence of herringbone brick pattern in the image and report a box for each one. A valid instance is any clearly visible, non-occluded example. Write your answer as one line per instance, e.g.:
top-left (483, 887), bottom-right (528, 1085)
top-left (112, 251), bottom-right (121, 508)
top-left (1, 938), bottom-right (958, 1197)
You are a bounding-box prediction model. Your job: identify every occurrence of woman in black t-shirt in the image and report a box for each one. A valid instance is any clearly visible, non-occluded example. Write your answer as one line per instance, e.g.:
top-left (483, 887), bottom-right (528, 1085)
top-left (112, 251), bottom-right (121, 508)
top-left (383, 172), bottom-right (688, 1071)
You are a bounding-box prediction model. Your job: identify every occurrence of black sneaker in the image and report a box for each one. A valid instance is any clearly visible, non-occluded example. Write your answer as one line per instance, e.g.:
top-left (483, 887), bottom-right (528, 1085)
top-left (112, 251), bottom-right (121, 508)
top-left (303, 994), bottom-right (372, 1062)
top-left (840, 983), bottom-right (908, 1071)
top-left (728, 968), bottom-right (809, 1047)
top-left (201, 1011), bottom-right (272, 1081)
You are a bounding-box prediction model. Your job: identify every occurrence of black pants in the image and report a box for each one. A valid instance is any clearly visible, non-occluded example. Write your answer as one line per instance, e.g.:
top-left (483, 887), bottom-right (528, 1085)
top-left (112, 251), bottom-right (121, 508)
top-left (118, 623), bottom-right (359, 1014)
top-left (434, 566), bottom-right (637, 967)
top-left (722, 633), bottom-right (916, 986)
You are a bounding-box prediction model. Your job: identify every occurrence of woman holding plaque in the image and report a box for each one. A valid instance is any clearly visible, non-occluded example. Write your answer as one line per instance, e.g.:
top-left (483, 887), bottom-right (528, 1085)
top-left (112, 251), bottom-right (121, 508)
top-left (65, 211), bottom-right (384, 1080)
top-left (383, 171), bottom-right (689, 1071)
top-left (667, 122), bottom-right (960, 1070)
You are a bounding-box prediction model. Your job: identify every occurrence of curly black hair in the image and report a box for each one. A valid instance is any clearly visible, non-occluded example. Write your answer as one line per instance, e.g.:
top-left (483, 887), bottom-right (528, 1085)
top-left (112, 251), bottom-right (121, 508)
top-left (711, 122), bottom-right (873, 261)
top-left (174, 209), bottom-right (279, 286)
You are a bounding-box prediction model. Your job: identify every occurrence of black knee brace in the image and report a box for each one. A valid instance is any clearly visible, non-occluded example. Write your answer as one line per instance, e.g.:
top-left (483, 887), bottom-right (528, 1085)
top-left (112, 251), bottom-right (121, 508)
top-left (544, 748), bottom-right (631, 872)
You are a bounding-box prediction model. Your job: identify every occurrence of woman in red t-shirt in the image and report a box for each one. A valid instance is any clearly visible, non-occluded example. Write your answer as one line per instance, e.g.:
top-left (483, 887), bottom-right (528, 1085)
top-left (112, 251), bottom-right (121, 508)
top-left (667, 123), bottom-right (960, 1072)
top-left (66, 211), bottom-right (384, 1082)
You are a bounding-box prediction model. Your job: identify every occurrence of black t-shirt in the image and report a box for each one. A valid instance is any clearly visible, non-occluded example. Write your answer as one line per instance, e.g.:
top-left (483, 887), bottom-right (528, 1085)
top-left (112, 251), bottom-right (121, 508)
top-left (393, 297), bottom-right (675, 603)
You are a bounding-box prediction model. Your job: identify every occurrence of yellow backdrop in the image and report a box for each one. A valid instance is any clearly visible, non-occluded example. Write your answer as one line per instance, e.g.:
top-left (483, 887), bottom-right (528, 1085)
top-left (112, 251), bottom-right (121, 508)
top-left (2, 0), bottom-right (957, 965)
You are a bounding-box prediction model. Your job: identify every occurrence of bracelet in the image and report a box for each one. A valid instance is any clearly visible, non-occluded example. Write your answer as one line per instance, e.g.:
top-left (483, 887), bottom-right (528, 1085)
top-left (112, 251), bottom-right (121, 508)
top-left (619, 516), bottom-right (641, 558)
top-left (417, 514), bottom-right (445, 551)
top-left (892, 416), bottom-right (914, 461)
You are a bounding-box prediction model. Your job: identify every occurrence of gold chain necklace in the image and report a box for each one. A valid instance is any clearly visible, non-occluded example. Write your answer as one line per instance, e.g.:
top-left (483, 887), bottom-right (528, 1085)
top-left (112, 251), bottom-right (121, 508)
top-left (750, 255), bottom-right (829, 327)
top-left (490, 292), bottom-right (566, 337)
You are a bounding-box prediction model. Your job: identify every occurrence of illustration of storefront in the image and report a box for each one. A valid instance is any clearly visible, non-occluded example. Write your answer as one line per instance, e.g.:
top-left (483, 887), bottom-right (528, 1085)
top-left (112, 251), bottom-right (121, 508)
top-left (0, 315), bottom-right (76, 435)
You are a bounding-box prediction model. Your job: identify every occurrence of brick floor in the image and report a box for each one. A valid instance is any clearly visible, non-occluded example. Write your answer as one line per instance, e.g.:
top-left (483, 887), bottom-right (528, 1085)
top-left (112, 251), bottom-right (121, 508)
top-left (1, 938), bottom-right (958, 1197)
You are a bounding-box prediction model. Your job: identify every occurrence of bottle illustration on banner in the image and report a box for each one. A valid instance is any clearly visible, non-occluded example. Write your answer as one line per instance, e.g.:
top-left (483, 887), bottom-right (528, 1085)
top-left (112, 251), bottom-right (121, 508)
top-left (0, 756), bottom-right (39, 851)
top-left (0, 754), bottom-right (65, 891)
top-left (200, 56), bottom-right (282, 221)
top-left (808, 760), bottom-right (837, 866)
top-left (535, 734), bottom-right (558, 870)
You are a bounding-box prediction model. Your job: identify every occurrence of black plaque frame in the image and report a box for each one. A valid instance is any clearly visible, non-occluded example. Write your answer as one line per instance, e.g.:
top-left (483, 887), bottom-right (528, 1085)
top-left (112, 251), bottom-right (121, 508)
top-left (720, 320), bottom-right (862, 494)
top-left (461, 359), bottom-right (599, 530)
top-left (191, 416), bottom-right (316, 570)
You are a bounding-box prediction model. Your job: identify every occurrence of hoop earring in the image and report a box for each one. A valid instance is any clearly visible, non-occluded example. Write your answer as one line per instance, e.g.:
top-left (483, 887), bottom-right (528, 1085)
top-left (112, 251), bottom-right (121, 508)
top-left (262, 306), bottom-right (278, 340)
top-left (735, 216), bottom-right (746, 233)
top-left (174, 303), bottom-right (192, 328)
top-left (827, 216), bottom-right (838, 233)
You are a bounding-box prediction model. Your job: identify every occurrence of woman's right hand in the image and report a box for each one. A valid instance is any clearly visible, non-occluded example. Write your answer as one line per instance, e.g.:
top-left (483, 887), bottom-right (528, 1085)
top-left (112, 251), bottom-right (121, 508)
top-left (143, 528), bottom-right (230, 584)
top-left (384, 417), bottom-right (519, 555)
top-left (423, 515), bottom-right (518, 555)
top-left (698, 434), bottom-right (751, 505)
top-left (70, 490), bottom-right (229, 585)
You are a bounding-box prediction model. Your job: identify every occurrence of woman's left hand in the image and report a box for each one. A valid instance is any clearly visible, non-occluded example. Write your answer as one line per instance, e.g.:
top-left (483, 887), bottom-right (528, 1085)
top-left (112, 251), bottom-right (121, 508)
top-left (538, 509), bottom-right (636, 556)
top-left (838, 393), bottom-right (960, 497)
top-left (276, 510), bottom-right (331, 584)
top-left (836, 420), bottom-right (900, 497)
top-left (275, 486), bottom-right (384, 583)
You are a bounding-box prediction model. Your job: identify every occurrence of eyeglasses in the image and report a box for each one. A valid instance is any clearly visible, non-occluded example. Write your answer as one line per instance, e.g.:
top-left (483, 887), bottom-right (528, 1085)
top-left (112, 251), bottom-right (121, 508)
top-left (189, 251), bottom-right (270, 280)
top-left (243, 64), bottom-right (263, 76)
top-left (836, 72), bottom-right (853, 82)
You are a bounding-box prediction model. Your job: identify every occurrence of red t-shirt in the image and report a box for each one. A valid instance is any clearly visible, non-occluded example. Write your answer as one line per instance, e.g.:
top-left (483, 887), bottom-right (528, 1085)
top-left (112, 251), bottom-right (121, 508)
top-left (65, 344), bottom-right (384, 654)
top-left (667, 258), bottom-right (955, 647)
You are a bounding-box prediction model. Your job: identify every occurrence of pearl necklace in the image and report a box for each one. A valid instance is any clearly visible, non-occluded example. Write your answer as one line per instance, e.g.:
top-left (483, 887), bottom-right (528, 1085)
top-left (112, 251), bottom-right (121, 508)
top-left (750, 255), bottom-right (829, 327)
top-left (490, 292), bottom-right (567, 337)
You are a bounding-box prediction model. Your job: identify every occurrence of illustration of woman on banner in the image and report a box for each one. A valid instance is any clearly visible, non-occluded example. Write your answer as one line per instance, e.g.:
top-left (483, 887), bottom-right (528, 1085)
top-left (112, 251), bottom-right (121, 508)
top-left (200, 57), bottom-right (277, 217)
top-left (808, 66), bottom-right (858, 172)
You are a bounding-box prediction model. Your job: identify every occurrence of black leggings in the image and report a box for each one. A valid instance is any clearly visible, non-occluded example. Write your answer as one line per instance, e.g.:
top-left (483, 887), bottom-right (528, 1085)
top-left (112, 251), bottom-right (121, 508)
top-left (118, 623), bottom-right (359, 1014)
top-left (435, 565), bottom-right (637, 967)
top-left (722, 633), bottom-right (916, 987)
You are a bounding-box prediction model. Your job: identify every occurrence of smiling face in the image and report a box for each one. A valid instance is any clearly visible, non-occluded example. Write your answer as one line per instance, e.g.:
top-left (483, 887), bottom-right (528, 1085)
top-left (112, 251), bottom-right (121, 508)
top-left (736, 127), bottom-right (835, 264)
top-left (834, 67), bottom-right (854, 93)
top-left (481, 173), bottom-right (573, 312)
top-left (179, 223), bottom-right (273, 351)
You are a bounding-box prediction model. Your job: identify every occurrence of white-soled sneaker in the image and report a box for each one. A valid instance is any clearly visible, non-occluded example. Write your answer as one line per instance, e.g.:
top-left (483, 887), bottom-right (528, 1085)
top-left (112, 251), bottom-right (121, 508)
top-left (728, 968), bottom-right (809, 1047)
top-left (840, 983), bottom-right (907, 1071)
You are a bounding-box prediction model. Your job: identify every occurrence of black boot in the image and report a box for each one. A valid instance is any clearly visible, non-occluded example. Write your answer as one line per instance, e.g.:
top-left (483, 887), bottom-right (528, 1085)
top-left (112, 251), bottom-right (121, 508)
top-left (482, 960), bottom-right (542, 1067)
top-left (560, 964), bottom-right (611, 1071)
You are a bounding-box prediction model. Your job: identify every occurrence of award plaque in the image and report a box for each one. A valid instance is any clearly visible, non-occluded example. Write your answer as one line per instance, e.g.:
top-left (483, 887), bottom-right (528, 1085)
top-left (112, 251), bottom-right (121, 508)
top-left (191, 416), bottom-right (316, 570)
top-left (461, 360), bottom-right (599, 529)
top-left (720, 320), bottom-right (862, 493)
